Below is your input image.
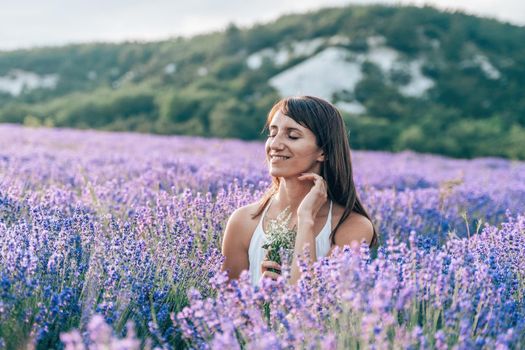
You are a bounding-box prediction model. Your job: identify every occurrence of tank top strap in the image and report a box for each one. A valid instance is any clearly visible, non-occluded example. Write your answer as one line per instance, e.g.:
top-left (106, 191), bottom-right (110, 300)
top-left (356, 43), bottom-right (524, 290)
top-left (328, 200), bottom-right (333, 232)
top-left (318, 200), bottom-right (333, 241)
top-left (326, 200), bottom-right (333, 231)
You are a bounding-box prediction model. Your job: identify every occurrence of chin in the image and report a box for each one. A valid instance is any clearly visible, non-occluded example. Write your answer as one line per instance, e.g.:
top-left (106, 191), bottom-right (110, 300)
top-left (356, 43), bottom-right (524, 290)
top-left (269, 167), bottom-right (284, 177)
top-left (269, 169), bottom-right (281, 177)
top-left (269, 168), bottom-right (298, 178)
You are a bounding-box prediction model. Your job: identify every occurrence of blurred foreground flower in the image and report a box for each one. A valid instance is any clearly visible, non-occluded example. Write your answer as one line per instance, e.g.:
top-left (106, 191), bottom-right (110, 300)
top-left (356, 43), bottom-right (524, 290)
top-left (60, 315), bottom-right (145, 350)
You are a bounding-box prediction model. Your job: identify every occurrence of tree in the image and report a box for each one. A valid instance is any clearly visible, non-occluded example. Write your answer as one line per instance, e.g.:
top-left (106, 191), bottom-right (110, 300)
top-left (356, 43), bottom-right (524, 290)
top-left (209, 98), bottom-right (265, 139)
top-left (224, 23), bottom-right (244, 54)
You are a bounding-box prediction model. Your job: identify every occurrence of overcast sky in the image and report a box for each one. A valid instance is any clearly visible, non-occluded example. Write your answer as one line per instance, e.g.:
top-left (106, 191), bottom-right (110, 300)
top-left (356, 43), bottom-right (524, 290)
top-left (1, 0), bottom-right (524, 51)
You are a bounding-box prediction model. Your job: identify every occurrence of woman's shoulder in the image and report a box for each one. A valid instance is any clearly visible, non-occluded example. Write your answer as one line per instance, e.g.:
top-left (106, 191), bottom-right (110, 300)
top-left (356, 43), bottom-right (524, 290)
top-left (229, 201), bottom-right (263, 223)
top-left (331, 203), bottom-right (374, 245)
top-left (331, 202), bottom-right (371, 219)
top-left (225, 201), bottom-right (264, 249)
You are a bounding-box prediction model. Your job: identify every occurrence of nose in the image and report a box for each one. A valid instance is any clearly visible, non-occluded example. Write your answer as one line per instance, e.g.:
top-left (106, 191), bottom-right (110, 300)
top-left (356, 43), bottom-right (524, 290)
top-left (269, 133), bottom-right (285, 150)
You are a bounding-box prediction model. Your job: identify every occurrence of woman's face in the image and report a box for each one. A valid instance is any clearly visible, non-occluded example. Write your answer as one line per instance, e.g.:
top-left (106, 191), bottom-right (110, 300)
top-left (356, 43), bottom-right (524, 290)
top-left (265, 111), bottom-right (324, 178)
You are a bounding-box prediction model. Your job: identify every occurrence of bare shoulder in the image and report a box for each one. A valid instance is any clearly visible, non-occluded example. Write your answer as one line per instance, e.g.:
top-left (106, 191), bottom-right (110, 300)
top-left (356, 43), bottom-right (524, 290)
top-left (331, 203), bottom-right (374, 246)
top-left (223, 201), bottom-right (263, 250)
top-left (228, 201), bottom-right (261, 225)
top-left (221, 201), bottom-right (263, 279)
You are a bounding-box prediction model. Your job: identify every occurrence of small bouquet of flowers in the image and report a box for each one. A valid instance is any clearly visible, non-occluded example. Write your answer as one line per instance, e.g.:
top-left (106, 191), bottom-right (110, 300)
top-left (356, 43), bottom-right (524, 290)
top-left (262, 206), bottom-right (297, 274)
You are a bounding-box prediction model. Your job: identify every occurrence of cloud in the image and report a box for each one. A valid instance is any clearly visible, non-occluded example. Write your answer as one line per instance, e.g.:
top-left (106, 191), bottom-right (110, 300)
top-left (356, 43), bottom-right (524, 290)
top-left (0, 0), bottom-right (523, 51)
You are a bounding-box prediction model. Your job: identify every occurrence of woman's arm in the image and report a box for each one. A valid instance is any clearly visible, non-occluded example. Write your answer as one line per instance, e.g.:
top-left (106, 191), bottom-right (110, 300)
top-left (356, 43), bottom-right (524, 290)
top-left (289, 172), bottom-right (328, 284)
top-left (289, 215), bottom-right (317, 284)
top-left (221, 208), bottom-right (250, 281)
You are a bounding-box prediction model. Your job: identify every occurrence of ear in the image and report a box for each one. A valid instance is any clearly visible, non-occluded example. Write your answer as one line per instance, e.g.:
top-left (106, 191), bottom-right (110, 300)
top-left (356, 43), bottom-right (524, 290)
top-left (316, 151), bottom-right (325, 162)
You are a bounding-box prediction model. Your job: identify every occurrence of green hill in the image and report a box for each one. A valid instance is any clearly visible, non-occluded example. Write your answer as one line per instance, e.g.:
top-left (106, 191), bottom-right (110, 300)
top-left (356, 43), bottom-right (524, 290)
top-left (0, 4), bottom-right (524, 159)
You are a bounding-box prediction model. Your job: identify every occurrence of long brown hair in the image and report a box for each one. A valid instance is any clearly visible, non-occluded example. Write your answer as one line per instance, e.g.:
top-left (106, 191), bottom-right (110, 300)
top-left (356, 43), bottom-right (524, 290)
top-left (252, 96), bottom-right (378, 248)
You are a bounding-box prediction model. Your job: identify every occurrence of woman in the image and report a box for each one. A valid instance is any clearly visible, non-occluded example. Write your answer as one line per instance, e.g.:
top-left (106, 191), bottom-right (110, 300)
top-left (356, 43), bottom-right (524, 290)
top-left (221, 96), bottom-right (378, 286)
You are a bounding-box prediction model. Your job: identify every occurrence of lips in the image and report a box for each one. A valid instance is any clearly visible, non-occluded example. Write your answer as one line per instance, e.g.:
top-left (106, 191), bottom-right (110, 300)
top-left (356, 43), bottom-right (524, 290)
top-left (270, 155), bottom-right (290, 162)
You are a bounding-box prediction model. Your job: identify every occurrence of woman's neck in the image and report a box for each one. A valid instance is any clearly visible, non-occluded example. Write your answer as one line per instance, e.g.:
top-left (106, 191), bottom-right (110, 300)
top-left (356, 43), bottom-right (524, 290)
top-left (274, 177), bottom-right (314, 214)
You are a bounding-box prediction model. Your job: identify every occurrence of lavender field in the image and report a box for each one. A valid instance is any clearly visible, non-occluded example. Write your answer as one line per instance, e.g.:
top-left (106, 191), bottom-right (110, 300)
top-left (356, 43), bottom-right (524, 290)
top-left (0, 124), bottom-right (524, 349)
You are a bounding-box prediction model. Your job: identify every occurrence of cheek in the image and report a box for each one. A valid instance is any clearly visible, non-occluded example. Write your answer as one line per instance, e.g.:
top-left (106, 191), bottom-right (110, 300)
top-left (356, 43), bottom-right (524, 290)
top-left (294, 142), bottom-right (319, 158)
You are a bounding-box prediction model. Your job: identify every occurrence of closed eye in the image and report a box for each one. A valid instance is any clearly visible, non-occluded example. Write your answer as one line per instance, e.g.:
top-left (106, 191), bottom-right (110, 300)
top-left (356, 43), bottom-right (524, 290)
top-left (266, 133), bottom-right (299, 140)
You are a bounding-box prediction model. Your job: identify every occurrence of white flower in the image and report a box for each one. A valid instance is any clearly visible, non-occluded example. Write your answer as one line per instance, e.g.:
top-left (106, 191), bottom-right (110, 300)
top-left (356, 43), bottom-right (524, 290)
top-left (262, 206), bottom-right (297, 265)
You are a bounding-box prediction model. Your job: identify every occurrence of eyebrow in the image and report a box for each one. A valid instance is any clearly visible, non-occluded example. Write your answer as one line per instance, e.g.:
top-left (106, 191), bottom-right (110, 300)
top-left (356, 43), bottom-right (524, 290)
top-left (269, 125), bottom-right (302, 133)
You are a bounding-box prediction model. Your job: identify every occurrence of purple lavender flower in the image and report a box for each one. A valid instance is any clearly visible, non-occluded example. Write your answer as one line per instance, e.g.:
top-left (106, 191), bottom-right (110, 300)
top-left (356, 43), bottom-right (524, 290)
top-left (0, 124), bottom-right (523, 349)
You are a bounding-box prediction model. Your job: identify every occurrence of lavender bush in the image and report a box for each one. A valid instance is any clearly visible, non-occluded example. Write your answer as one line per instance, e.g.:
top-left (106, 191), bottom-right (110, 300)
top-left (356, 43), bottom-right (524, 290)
top-left (0, 124), bottom-right (523, 349)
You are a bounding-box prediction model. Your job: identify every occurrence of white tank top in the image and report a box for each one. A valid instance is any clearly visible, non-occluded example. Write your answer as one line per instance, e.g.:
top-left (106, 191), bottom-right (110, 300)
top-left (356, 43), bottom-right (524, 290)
top-left (248, 196), bottom-right (333, 286)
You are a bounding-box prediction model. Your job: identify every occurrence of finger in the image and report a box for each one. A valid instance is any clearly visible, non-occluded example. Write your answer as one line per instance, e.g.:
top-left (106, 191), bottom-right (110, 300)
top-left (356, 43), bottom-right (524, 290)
top-left (297, 172), bottom-right (316, 180)
top-left (298, 174), bottom-right (325, 184)
top-left (313, 176), bottom-right (324, 186)
top-left (261, 266), bottom-right (281, 275)
top-left (262, 260), bottom-right (281, 267)
top-left (261, 260), bottom-right (281, 270)
top-left (309, 176), bottom-right (326, 191)
top-left (261, 271), bottom-right (280, 280)
top-left (315, 177), bottom-right (328, 190)
top-left (304, 173), bottom-right (324, 181)
top-left (297, 177), bottom-right (327, 198)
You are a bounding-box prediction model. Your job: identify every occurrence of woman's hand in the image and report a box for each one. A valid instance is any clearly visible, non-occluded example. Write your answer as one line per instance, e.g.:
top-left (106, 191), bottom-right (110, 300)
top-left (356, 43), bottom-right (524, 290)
top-left (297, 172), bottom-right (328, 221)
top-left (260, 260), bottom-right (281, 281)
